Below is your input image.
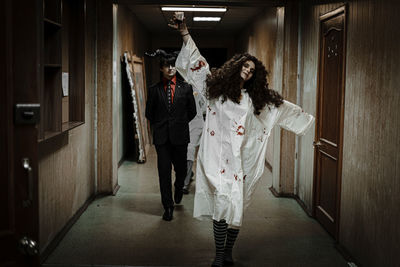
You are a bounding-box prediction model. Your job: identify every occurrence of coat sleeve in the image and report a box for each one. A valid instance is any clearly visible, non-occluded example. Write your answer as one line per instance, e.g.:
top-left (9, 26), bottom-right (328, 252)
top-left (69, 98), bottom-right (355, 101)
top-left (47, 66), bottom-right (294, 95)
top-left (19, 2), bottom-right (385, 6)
top-left (145, 86), bottom-right (154, 123)
top-left (275, 100), bottom-right (315, 136)
top-left (175, 36), bottom-right (209, 101)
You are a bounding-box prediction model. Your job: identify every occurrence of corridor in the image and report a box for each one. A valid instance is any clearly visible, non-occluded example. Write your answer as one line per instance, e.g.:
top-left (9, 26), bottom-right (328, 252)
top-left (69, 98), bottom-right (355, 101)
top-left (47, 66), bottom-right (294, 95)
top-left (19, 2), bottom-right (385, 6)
top-left (43, 147), bottom-right (347, 267)
top-left (2, 0), bottom-right (399, 266)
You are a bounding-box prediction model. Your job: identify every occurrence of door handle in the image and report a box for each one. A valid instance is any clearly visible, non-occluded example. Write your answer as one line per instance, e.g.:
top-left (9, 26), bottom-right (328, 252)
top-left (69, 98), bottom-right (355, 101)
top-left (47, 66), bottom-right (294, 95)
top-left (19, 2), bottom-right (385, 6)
top-left (18, 236), bottom-right (39, 256)
top-left (313, 141), bottom-right (322, 147)
top-left (22, 158), bottom-right (33, 208)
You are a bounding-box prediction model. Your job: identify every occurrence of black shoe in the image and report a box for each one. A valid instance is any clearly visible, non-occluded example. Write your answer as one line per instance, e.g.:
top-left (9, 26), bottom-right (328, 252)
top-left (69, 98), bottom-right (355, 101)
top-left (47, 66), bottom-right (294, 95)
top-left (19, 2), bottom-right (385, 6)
top-left (223, 258), bottom-right (234, 266)
top-left (211, 257), bottom-right (223, 267)
top-left (182, 187), bottom-right (189, 195)
top-left (174, 190), bottom-right (183, 204)
top-left (223, 252), bottom-right (234, 265)
top-left (162, 207), bottom-right (174, 221)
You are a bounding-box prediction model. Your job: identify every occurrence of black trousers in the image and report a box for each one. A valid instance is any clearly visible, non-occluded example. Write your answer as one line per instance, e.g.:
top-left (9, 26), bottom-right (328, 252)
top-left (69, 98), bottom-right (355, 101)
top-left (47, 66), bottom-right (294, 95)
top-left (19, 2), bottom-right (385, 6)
top-left (155, 141), bottom-right (188, 208)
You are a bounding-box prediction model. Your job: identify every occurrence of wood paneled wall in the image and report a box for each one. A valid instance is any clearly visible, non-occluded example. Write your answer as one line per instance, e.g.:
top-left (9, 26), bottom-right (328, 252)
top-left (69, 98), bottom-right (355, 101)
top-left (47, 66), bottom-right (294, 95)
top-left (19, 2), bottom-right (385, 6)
top-left (238, 8), bottom-right (279, 86)
top-left (237, 6), bottom-right (305, 195)
top-left (38, 0), bottom-right (97, 252)
top-left (279, 3), bottom-right (299, 194)
top-left (96, 0), bottom-right (117, 193)
top-left (272, 7), bottom-right (285, 189)
top-left (299, 1), bottom-right (400, 265)
top-left (340, 1), bottom-right (400, 265)
top-left (237, 8), bottom-right (279, 168)
top-left (116, 5), bottom-right (150, 164)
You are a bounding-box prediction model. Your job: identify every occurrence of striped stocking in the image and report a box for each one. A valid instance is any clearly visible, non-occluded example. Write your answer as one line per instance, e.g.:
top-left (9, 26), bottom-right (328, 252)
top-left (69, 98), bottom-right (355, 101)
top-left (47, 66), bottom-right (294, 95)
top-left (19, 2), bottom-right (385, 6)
top-left (224, 228), bottom-right (240, 265)
top-left (212, 219), bottom-right (227, 267)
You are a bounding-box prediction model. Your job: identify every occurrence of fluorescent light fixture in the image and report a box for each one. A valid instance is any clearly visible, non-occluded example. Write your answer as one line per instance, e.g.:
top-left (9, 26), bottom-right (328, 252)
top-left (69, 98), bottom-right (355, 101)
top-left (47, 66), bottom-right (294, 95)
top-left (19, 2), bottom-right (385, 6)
top-left (193, 17), bottom-right (221, 22)
top-left (161, 7), bottom-right (227, 12)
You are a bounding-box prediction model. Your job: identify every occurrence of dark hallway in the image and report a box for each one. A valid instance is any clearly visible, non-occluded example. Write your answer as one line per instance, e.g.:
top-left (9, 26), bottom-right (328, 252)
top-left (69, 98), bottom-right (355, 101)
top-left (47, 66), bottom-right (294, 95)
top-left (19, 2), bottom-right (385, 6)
top-left (2, 1), bottom-right (399, 267)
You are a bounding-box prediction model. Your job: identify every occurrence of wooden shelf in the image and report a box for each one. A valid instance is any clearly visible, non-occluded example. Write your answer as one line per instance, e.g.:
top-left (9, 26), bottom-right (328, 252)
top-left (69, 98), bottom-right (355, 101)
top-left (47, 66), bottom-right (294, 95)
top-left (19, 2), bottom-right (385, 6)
top-left (38, 122), bottom-right (85, 143)
top-left (44, 18), bottom-right (62, 27)
top-left (62, 121), bottom-right (84, 132)
top-left (43, 0), bottom-right (61, 24)
top-left (41, 131), bottom-right (61, 142)
top-left (44, 24), bottom-right (61, 66)
top-left (44, 64), bottom-right (62, 68)
top-left (39, 0), bottom-right (85, 142)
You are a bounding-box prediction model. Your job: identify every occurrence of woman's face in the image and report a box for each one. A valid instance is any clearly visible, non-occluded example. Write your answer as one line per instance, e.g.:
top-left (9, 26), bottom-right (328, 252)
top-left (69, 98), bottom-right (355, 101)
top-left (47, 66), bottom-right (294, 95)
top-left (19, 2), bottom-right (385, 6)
top-left (240, 60), bottom-right (255, 82)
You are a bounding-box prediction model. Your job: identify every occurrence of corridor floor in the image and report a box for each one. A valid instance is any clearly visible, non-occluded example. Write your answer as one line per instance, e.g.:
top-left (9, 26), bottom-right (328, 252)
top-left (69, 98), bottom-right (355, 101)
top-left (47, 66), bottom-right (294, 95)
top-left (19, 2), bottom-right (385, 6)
top-left (43, 146), bottom-right (348, 267)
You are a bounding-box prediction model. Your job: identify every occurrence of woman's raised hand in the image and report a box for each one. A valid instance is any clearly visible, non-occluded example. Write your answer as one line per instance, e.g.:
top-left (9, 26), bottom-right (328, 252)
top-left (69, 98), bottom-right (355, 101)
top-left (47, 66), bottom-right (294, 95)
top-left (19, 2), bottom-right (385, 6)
top-left (168, 12), bottom-right (189, 35)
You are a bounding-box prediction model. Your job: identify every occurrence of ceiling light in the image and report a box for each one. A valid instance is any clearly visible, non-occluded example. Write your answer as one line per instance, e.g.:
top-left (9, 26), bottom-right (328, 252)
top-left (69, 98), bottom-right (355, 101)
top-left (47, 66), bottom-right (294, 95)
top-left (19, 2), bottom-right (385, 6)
top-left (161, 7), bottom-right (227, 12)
top-left (193, 17), bottom-right (221, 22)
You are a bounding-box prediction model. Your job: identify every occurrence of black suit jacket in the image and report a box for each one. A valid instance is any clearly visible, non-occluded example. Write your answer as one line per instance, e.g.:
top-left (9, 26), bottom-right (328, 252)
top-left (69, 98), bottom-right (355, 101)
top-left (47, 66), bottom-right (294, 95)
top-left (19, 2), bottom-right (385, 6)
top-left (145, 78), bottom-right (196, 145)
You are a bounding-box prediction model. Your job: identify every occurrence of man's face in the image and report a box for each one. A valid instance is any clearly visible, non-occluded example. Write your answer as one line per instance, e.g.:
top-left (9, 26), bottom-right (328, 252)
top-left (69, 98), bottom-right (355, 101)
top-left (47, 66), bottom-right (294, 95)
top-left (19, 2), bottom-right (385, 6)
top-left (160, 64), bottom-right (176, 80)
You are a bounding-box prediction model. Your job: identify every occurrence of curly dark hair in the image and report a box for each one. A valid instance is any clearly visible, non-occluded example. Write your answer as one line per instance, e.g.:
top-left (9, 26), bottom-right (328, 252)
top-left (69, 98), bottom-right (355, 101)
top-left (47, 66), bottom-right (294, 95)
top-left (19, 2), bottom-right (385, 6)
top-left (206, 53), bottom-right (283, 115)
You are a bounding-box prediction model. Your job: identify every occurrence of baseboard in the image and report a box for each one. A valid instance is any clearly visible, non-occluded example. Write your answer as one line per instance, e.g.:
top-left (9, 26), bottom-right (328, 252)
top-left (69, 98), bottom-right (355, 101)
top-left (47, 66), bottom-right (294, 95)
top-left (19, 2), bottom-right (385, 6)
top-left (269, 186), bottom-right (358, 265)
top-left (269, 186), bottom-right (294, 198)
top-left (40, 194), bottom-right (96, 264)
top-left (118, 157), bottom-right (124, 168)
top-left (265, 160), bottom-right (272, 172)
top-left (293, 195), bottom-right (313, 217)
top-left (335, 242), bottom-right (361, 266)
top-left (268, 186), bottom-right (312, 217)
top-left (113, 184), bottom-right (120, 196)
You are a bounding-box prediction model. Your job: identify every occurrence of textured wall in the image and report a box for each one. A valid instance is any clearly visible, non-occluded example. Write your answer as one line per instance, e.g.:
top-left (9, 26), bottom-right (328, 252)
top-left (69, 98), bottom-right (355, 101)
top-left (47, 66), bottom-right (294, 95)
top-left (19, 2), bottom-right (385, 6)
top-left (237, 8), bottom-right (279, 169)
top-left (116, 5), bottom-right (150, 164)
top-left (299, 1), bottom-right (400, 265)
top-left (96, 0), bottom-right (117, 193)
top-left (339, 1), bottom-right (400, 265)
top-left (272, 7), bottom-right (285, 190)
top-left (38, 0), bottom-right (96, 251)
top-left (279, 3), bottom-right (299, 194)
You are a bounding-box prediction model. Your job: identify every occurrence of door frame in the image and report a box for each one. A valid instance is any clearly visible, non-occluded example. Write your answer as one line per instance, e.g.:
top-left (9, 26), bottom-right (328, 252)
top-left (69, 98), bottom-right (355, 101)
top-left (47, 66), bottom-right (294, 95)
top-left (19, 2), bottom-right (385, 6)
top-left (313, 5), bottom-right (347, 240)
top-left (1, 0), bottom-right (40, 265)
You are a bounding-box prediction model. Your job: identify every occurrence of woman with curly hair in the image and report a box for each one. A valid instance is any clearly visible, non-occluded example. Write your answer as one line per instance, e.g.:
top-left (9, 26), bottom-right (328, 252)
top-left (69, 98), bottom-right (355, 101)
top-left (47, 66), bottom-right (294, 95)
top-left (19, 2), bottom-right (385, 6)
top-left (169, 13), bottom-right (314, 267)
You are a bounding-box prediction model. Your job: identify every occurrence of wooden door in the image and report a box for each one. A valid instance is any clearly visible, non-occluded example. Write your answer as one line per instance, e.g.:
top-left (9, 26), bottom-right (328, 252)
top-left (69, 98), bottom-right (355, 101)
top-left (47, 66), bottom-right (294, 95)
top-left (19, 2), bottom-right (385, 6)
top-left (0, 0), bottom-right (40, 265)
top-left (313, 6), bottom-right (346, 239)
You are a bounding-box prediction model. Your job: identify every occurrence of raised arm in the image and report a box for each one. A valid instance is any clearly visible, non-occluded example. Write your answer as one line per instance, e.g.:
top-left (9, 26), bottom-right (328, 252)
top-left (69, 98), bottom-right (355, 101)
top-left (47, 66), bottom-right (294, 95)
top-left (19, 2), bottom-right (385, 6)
top-left (168, 12), bottom-right (209, 99)
top-left (168, 12), bottom-right (191, 45)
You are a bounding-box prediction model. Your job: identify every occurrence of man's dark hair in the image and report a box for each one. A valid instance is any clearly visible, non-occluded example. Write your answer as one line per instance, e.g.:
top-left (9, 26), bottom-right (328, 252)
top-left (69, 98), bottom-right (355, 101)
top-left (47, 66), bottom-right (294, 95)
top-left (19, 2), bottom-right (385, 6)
top-left (159, 54), bottom-right (177, 68)
top-left (145, 49), bottom-right (179, 68)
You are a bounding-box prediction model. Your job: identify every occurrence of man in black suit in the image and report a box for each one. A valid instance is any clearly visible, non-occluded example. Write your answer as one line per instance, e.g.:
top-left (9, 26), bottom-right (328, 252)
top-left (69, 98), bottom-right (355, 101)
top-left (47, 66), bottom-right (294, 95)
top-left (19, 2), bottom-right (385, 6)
top-left (145, 51), bottom-right (196, 221)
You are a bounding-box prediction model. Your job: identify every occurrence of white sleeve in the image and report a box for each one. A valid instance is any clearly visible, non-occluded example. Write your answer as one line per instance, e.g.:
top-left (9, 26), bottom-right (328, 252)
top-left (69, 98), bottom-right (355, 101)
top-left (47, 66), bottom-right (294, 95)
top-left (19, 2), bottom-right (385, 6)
top-left (175, 36), bottom-right (210, 100)
top-left (276, 100), bottom-right (315, 136)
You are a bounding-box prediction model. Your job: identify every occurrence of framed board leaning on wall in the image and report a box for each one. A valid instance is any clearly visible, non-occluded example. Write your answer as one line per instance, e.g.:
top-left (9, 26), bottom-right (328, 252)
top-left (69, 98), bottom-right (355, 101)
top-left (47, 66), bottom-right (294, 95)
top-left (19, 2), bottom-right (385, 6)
top-left (131, 55), bottom-right (150, 157)
top-left (122, 52), bottom-right (150, 163)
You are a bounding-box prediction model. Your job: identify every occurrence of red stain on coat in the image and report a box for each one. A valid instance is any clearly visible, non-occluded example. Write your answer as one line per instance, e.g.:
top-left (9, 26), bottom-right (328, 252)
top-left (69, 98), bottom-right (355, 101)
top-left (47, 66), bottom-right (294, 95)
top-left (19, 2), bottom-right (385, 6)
top-left (236, 125), bottom-right (245, 136)
top-left (190, 60), bottom-right (206, 72)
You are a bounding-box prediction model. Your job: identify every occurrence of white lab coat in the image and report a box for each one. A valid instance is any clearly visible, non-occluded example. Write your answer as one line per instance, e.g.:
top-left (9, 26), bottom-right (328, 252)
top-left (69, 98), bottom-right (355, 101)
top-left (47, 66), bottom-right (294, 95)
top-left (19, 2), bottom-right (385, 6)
top-left (187, 91), bottom-right (205, 161)
top-left (176, 36), bottom-right (314, 228)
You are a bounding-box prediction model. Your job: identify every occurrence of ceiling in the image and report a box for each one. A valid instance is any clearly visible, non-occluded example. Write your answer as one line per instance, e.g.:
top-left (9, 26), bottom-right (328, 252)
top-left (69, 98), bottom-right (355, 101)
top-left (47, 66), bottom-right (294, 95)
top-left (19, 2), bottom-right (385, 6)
top-left (117, 1), bottom-right (285, 35)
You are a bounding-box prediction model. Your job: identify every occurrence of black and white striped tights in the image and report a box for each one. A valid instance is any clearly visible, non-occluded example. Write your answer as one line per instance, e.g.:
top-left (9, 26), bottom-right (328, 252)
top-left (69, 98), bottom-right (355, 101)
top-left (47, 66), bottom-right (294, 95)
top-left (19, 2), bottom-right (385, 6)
top-left (212, 219), bottom-right (240, 267)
